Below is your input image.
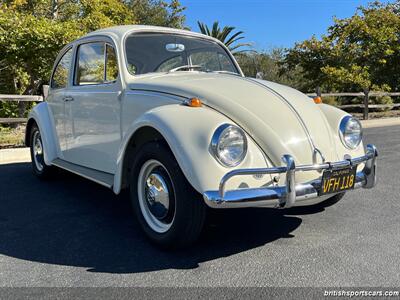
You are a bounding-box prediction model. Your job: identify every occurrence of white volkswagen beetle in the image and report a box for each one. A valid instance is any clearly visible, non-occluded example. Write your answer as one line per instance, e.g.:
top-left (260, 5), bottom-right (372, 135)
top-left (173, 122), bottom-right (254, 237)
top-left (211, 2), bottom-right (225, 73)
top-left (26, 25), bottom-right (378, 248)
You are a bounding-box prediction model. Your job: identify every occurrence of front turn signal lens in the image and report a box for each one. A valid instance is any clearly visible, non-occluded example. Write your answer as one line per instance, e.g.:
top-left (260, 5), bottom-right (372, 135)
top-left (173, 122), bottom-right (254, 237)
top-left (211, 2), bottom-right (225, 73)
top-left (187, 97), bottom-right (202, 107)
top-left (314, 96), bottom-right (323, 104)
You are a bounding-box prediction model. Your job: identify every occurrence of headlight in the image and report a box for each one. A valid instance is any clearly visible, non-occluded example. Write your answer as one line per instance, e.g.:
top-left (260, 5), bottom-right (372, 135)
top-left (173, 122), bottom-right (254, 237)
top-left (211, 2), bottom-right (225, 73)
top-left (211, 124), bottom-right (248, 167)
top-left (339, 116), bottom-right (362, 149)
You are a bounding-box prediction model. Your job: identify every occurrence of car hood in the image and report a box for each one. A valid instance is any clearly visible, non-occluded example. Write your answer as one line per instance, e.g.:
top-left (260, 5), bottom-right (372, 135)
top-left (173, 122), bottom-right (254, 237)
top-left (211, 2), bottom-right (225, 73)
top-left (128, 72), bottom-right (340, 167)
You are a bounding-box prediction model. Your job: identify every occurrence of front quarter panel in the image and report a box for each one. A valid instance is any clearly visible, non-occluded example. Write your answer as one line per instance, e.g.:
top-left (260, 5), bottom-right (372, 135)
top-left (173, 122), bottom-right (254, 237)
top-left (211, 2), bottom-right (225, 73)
top-left (114, 104), bottom-right (272, 194)
top-left (27, 102), bottom-right (60, 165)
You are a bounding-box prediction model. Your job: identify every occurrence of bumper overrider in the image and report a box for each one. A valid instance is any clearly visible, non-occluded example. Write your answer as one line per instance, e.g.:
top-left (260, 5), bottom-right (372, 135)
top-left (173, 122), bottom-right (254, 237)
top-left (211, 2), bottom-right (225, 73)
top-left (203, 144), bottom-right (378, 209)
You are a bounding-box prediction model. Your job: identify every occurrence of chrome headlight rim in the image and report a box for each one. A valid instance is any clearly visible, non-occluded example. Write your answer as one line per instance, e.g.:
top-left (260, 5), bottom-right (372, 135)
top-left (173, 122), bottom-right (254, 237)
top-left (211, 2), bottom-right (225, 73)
top-left (211, 124), bottom-right (248, 167)
top-left (339, 116), bottom-right (363, 150)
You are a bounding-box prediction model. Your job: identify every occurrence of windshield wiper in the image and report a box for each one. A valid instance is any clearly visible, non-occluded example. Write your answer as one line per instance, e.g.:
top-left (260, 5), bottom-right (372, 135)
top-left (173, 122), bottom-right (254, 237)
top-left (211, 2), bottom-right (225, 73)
top-left (168, 65), bottom-right (203, 73)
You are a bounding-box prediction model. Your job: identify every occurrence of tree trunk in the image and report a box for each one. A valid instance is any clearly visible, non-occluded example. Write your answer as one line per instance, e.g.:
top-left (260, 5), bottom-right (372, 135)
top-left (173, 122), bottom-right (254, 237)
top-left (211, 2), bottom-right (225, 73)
top-left (52, 0), bottom-right (59, 19)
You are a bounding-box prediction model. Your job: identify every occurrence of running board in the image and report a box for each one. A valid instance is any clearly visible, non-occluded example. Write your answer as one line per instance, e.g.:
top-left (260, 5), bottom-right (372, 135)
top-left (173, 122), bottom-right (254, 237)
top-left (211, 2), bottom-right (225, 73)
top-left (52, 159), bottom-right (114, 188)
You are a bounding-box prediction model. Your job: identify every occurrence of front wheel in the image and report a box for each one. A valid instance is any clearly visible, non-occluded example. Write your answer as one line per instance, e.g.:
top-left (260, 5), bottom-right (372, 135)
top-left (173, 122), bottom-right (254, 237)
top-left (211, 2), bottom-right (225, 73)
top-left (129, 141), bottom-right (207, 249)
top-left (29, 125), bottom-right (53, 178)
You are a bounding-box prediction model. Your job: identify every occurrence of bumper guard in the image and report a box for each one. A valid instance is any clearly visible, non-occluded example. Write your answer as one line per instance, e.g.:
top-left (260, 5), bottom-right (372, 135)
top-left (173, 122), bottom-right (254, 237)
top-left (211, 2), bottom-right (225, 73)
top-left (203, 144), bottom-right (378, 209)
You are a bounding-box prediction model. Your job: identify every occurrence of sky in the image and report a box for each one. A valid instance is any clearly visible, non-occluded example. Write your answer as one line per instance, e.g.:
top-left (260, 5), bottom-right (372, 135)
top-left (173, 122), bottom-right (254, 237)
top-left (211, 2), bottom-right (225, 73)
top-left (181, 0), bottom-right (393, 50)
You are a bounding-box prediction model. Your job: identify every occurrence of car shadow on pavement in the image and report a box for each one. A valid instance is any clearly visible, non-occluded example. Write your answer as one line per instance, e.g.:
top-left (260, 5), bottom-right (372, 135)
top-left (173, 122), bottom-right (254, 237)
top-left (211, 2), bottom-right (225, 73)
top-left (0, 162), bottom-right (329, 274)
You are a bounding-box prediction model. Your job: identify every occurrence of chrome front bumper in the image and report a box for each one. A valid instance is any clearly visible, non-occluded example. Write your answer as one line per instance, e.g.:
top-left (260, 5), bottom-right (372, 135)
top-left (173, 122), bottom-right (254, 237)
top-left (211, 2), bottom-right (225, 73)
top-left (203, 144), bottom-right (378, 209)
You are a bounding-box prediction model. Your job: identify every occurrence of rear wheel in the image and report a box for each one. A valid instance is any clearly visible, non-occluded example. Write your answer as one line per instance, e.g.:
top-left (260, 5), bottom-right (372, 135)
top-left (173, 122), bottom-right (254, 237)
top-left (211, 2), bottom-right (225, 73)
top-left (130, 141), bottom-right (206, 249)
top-left (29, 125), bottom-right (53, 178)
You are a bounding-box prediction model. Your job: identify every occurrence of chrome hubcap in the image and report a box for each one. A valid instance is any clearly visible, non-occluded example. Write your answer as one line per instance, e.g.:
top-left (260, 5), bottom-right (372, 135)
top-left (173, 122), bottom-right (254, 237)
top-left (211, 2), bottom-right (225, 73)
top-left (138, 160), bottom-right (175, 233)
top-left (32, 131), bottom-right (44, 172)
top-left (145, 173), bottom-right (170, 219)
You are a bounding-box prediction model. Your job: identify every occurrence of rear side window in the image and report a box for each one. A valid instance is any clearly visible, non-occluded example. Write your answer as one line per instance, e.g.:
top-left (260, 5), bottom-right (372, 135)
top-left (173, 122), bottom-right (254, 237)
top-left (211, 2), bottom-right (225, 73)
top-left (51, 48), bottom-right (73, 89)
top-left (75, 42), bottom-right (119, 85)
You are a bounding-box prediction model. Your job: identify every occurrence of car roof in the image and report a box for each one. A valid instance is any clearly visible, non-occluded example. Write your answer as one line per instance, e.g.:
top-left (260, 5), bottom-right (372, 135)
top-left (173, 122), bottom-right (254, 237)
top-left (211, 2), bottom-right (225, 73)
top-left (83, 25), bottom-right (220, 44)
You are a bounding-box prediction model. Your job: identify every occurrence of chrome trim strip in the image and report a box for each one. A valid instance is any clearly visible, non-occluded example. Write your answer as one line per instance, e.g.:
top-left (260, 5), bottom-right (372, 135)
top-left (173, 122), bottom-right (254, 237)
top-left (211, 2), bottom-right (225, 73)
top-left (204, 144), bottom-right (378, 209)
top-left (126, 89), bottom-right (188, 101)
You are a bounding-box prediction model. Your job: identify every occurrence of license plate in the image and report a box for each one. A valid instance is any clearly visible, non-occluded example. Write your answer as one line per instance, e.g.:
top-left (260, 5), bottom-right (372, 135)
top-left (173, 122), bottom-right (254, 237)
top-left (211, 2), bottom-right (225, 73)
top-left (319, 166), bottom-right (357, 196)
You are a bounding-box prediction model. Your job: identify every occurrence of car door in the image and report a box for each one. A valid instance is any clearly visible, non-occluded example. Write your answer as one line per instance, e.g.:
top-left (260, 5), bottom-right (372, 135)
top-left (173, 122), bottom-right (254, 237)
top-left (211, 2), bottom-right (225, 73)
top-left (47, 46), bottom-right (74, 157)
top-left (62, 39), bottom-right (121, 174)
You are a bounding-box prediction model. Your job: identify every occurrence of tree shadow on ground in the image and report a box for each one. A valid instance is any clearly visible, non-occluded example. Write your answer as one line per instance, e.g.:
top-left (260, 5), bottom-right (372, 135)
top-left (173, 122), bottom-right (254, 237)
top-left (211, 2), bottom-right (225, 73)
top-left (0, 162), bottom-right (329, 274)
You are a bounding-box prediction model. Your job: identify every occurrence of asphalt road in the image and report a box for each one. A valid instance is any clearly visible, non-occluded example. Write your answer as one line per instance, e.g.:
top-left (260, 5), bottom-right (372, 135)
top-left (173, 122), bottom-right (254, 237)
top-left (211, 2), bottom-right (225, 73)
top-left (0, 126), bottom-right (399, 287)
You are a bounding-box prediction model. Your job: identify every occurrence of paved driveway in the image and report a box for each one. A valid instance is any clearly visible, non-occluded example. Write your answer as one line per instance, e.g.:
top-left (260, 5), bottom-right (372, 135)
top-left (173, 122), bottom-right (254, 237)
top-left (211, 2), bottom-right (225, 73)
top-left (0, 126), bottom-right (399, 287)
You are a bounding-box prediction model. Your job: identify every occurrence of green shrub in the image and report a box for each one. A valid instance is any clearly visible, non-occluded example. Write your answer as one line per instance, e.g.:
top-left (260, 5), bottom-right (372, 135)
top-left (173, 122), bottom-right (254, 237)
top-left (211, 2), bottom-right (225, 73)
top-left (373, 95), bottom-right (393, 111)
top-left (321, 96), bottom-right (339, 106)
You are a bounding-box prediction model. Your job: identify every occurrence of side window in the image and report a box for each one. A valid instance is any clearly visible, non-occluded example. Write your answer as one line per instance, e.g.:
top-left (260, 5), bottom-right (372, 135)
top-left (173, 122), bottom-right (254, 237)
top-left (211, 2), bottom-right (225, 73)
top-left (51, 48), bottom-right (73, 89)
top-left (76, 42), bottom-right (105, 85)
top-left (105, 44), bottom-right (118, 82)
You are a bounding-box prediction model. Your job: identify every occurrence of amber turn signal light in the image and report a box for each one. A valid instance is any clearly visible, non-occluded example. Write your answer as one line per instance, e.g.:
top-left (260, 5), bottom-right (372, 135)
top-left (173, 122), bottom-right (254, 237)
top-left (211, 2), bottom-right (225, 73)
top-left (187, 97), bottom-right (202, 107)
top-left (313, 96), bottom-right (323, 104)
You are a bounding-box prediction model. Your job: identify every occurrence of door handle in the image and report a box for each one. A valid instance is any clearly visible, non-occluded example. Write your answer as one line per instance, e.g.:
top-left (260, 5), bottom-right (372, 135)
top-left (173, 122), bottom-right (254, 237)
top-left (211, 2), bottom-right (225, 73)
top-left (63, 96), bottom-right (74, 102)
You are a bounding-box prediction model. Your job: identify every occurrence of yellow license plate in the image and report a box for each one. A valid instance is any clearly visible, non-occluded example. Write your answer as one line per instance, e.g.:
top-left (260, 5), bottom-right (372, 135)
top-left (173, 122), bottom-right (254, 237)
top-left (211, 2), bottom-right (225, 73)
top-left (320, 167), bottom-right (357, 195)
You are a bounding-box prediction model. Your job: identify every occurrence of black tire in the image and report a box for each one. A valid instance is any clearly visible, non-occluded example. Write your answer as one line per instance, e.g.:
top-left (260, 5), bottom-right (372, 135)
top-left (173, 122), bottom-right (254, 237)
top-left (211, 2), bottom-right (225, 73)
top-left (129, 141), bottom-right (207, 249)
top-left (29, 125), bottom-right (53, 178)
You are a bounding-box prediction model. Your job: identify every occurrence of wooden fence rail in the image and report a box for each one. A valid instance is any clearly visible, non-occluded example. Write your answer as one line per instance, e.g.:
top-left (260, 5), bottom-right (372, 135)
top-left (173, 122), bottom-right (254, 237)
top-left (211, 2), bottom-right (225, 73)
top-left (0, 95), bottom-right (43, 124)
top-left (306, 90), bottom-right (400, 120)
top-left (0, 89), bottom-right (399, 124)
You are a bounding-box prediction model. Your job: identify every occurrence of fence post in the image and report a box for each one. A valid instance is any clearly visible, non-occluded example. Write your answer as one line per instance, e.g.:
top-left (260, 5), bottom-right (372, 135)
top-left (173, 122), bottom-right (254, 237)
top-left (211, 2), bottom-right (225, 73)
top-left (363, 89), bottom-right (369, 120)
top-left (14, 100), bottom-right (26, 128)
top-left (316, 86), bottom-right (322, 98)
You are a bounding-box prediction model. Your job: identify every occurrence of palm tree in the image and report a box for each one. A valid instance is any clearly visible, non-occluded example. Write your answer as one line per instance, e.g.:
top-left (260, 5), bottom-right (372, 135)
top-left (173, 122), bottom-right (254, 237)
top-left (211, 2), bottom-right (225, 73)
top-left (197, 21), bottom-right (252, 54)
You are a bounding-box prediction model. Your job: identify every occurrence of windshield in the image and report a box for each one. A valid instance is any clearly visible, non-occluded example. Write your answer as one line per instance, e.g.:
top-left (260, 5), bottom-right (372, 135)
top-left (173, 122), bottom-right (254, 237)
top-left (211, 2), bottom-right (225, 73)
top-left (125, 33), bottom-right (239, 75)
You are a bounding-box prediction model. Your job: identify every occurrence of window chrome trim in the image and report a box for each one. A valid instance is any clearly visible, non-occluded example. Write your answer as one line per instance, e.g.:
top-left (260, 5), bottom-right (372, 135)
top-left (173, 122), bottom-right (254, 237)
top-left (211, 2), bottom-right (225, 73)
top-left (123, 31), bottom-right (243, 77)
top-left (73, 41), bottom-right (120, 87)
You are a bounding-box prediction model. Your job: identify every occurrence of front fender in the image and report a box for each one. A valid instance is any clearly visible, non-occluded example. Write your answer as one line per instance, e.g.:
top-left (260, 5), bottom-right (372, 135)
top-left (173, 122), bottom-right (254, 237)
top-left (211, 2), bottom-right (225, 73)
top-left (26, 102), bottom-right (59, 165)
top-left (114, 104), bottom-right (272, 194)
top-left (318, 104), bottom-right (365, 167)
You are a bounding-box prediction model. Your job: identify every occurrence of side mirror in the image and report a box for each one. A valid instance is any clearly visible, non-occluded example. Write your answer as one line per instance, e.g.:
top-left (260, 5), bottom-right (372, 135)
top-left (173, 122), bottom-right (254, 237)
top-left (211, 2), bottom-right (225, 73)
top-left (42, 85), bottom-right (49, 100)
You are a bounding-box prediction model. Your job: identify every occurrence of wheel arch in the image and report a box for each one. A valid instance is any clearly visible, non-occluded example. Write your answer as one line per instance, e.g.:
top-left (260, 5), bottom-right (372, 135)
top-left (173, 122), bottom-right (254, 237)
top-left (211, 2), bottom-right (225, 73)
top-left (25, 118), bottom-right (37, 147)
top-left (119, 126), bottom-right (167, 191)
top-left (25, 102), bottom-right (60, 165)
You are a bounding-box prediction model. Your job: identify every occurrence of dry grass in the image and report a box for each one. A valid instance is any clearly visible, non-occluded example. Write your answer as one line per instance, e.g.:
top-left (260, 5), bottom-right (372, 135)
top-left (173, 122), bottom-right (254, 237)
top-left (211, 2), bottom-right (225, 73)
top-left (0, 125), bottom-right (25, 149)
